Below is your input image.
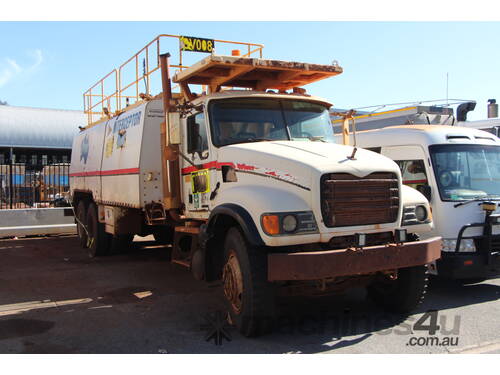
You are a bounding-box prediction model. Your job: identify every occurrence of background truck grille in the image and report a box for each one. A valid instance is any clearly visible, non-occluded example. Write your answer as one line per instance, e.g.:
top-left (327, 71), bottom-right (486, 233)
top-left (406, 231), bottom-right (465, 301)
top-left (320, 172), bottom-right (399, 227)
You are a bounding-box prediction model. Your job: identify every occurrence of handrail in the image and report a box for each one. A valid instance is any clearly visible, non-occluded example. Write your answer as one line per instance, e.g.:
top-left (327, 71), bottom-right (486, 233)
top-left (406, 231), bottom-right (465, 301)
top-left (83, 34), bottom-right (264, 126)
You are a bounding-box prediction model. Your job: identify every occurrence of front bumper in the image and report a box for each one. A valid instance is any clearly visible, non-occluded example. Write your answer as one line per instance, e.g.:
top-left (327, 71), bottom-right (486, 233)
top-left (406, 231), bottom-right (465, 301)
top-left (267, 236), bottom-right (442, 281)
top-left (438, 220), bottom-right (500, 279)
top-left (437, 252), bottom-right (500, 279)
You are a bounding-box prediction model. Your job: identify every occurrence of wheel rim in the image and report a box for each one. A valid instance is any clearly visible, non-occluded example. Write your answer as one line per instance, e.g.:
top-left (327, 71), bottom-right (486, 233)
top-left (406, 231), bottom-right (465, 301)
top-left (223, 251), bottom-right (244, 314)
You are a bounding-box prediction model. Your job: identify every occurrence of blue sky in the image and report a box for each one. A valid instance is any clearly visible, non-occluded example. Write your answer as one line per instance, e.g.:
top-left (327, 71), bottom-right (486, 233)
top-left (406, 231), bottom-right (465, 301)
top-left (0, 21), bottom-right (499, 120)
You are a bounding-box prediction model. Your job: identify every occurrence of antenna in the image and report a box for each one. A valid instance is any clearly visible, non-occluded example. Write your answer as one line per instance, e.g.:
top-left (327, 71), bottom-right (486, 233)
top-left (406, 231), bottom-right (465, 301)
top-left (446, 72), bottom-right (449, 106)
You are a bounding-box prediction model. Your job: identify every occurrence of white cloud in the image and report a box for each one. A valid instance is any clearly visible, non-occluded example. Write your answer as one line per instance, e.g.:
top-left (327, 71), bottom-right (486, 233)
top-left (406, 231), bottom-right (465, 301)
top-left (0, 49), bottom-right (44, 88)
top-left (6, 58), bottom-right (22, 73)
top-left (0, 68), bottom-right (13, 87)
top-left (27, 49), bottom-right (43, 71)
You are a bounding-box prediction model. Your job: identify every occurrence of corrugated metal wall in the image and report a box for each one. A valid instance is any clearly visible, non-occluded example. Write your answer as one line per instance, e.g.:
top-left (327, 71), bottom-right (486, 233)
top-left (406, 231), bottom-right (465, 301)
top-left (0, 105), bottom-right (86, 149)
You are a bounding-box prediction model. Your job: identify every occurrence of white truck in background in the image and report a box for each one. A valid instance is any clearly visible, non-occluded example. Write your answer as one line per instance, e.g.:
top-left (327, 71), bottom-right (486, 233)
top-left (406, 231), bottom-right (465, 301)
top-left (348, 125), bottom-right (500, 282)
top-left (70, 35), bottom-right (440, 336)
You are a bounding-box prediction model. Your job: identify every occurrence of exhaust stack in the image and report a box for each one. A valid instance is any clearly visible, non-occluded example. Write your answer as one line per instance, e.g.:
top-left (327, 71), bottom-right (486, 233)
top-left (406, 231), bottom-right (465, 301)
top-left (456, 101), bottom-right (476, 122)
top-left (159, 53), bottom-right (181, 210)
top-left (488, 99), bottom-right (498, 118)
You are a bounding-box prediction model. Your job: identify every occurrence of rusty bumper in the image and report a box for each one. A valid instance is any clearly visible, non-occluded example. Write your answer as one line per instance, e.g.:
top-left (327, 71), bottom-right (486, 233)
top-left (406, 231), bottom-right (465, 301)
top-left (267, 237), bottom-right (442, 281)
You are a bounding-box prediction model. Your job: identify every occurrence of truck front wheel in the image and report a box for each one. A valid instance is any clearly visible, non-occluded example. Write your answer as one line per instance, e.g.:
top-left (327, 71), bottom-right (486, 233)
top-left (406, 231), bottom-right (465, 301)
top-left (367, 265), bottom-right (428, 313)
top-left (86, 203), bottom-right (109, 258)
top-left (222, 227), bottom-right (275, 337)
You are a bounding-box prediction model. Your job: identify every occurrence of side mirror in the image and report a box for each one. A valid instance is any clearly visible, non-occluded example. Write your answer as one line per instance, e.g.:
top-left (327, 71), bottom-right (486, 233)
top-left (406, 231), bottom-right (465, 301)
top-left (419, 185), bottom-right (432, 202)
top-left (199, 150), bottom-right (209, 160)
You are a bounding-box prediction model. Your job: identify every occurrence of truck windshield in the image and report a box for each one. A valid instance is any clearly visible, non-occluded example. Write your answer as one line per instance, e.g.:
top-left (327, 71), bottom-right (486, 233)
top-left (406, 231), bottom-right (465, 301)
top-left (208, 98), bottom-right (335, 146)
top-left (429, 144), bottom-right (500, 201)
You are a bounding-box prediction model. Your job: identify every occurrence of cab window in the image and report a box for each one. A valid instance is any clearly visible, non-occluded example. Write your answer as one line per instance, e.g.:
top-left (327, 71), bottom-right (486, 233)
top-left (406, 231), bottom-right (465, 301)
top-left (395, 160), bottom-right (429, 194)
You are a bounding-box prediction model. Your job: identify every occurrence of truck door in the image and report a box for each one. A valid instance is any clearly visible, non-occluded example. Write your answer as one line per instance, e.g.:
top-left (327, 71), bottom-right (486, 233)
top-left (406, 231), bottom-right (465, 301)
top-left (382, 145), bottom-right (431, 200)
top-left (181, 111), bottom-right (214, 215)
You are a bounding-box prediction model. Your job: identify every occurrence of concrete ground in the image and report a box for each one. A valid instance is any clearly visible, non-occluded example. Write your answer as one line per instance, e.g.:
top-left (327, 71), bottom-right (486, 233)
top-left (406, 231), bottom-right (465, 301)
top-left (0, 235), bottom-right (498, 354)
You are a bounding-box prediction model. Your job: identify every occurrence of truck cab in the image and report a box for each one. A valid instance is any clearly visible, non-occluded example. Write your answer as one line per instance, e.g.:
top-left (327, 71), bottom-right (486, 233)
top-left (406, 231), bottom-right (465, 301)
top-left (69, 35), bottom-right (441, 336)
top-left (353, 125), bottom-right (500, 281)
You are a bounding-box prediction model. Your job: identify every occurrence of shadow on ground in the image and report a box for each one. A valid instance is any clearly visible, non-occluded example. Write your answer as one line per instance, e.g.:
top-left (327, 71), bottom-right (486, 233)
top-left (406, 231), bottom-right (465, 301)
top-left (0, 236), bottom-right (498, 353)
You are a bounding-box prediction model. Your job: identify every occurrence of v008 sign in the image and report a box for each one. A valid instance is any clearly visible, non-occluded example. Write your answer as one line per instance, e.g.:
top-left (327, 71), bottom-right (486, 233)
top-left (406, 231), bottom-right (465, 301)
top-left (180, 36), bottom-right (214, 53)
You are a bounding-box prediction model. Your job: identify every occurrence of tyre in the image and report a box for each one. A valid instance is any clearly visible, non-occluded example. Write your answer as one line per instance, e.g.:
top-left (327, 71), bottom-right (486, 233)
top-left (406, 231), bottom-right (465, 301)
top-left (86, 203), bottom-right (109, 257)
top-left (110, 234), bottom-right (134, 254)
top-left (153, 226), bottom-right (174, 245)
top-left (76, 200), bottom-right (88, 248)
top-left (222, 227), bottom-right (275, 337)
top-left (367, 265), bottom-right (428, 313)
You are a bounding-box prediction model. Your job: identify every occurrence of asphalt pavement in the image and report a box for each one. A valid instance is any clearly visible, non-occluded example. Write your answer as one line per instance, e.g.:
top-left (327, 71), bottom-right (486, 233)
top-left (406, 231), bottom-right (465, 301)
top-left (0, 235), bottom-right (498, 354)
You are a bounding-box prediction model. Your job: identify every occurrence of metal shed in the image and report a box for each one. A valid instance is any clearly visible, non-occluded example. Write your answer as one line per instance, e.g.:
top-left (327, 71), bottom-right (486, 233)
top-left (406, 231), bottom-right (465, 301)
top-left (0, 105), bottom-right (86, 208)
top-left (0, 105), bottom-right (85, 150)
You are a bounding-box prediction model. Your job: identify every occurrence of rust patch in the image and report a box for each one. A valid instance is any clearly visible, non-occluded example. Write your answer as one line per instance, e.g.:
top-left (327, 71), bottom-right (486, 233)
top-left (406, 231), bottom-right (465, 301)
top-left (267, 237), bottom-right (442, 281)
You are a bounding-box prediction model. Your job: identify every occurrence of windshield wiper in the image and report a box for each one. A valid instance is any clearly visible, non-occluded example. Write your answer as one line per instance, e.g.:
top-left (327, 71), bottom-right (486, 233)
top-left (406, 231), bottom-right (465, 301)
top-left (243, 137), bottom-right (276, 142)
top-left (225, 137), bottom-right (276, 146)
top-left (453, 195), bottom-right (500, 208)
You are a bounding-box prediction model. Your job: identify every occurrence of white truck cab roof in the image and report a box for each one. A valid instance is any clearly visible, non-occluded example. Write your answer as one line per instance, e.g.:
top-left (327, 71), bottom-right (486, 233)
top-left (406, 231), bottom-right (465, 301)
top-left (191, 89), bottom-right (333, 108)
top-left (353, 125), bottom-right (500, 148)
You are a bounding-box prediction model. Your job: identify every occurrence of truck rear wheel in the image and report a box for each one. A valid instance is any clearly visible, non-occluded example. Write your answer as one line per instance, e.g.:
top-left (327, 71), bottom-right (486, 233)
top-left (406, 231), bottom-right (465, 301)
top-left (86, 203), bottom-right (109, 258)
top-left (76, 200), bottom-right (88, 248)
top-left (222, 227), bottom-right (275, 337)
top-left (367, 265), bottom-right (428, 313)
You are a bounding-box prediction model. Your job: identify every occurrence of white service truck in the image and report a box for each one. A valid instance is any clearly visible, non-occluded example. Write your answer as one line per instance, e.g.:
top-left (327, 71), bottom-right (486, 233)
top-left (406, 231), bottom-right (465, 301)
top-left (70, 36), bottom-right (441, 336)
top-left (352, 125), bottom-right (500, 282)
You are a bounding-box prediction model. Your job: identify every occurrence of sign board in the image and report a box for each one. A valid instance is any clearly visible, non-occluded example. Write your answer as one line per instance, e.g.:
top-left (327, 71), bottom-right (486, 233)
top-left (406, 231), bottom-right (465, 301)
top-left (180, 36), bottom-right (215, 53)
top-left (191, 169), bottom-right (210, 194)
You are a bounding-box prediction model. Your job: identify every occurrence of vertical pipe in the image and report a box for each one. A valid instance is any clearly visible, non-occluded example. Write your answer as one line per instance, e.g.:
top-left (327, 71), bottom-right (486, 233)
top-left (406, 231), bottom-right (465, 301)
top-left (101, 81), bottom-right (104, 115)
top-left (83, 93), bottom-right (86, 124)
top-left (89, 88), bottom-right (92, 123)
top-left (9, 148), bottom-right (13, 209)
top-left (136, 55), bottom-right (139, 102)
top-left (146, 47), bottom-right (150, 95)
top-left (342, 117), bottom-right (350, 146)
top-left (157, 39), bottom-right (160, 68)
top-left (159, 53), bottom-right (181, 209)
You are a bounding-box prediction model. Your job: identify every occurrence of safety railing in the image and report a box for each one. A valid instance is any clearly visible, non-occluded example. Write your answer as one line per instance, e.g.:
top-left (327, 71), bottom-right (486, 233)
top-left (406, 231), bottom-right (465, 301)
top-left (83, 34), bottom-right (264, 125)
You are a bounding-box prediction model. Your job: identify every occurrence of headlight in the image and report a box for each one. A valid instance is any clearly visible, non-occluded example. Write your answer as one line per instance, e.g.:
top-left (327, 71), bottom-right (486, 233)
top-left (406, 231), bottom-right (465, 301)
top-left (442, 238), bottom-right (476, 252)
top-left (261, 211), bottom-right (318, 236)
top-left (415, 205), bottom-right (428, 221)
top-left (282, 215), bottom-right (298, 232)
top-left (402, 205), bottom-right (430, 226)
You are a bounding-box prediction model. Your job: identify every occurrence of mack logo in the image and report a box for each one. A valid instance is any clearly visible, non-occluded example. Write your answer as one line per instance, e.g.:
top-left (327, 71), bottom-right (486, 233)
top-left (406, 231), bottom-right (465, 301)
top-left (113, 111), bottom-right (142, 134)
top-left (80, 134), bottom-right (89, 164)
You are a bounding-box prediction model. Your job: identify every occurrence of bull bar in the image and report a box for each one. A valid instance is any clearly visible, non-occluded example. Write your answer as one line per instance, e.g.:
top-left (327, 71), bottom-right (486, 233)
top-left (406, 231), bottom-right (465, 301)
top-left (267, 237), bottom-right (442, 281)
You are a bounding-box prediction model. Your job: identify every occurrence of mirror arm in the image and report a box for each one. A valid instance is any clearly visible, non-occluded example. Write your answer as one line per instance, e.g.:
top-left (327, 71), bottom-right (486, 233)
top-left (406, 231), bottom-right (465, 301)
top-left (178, 151), bottom-right (197, 167)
